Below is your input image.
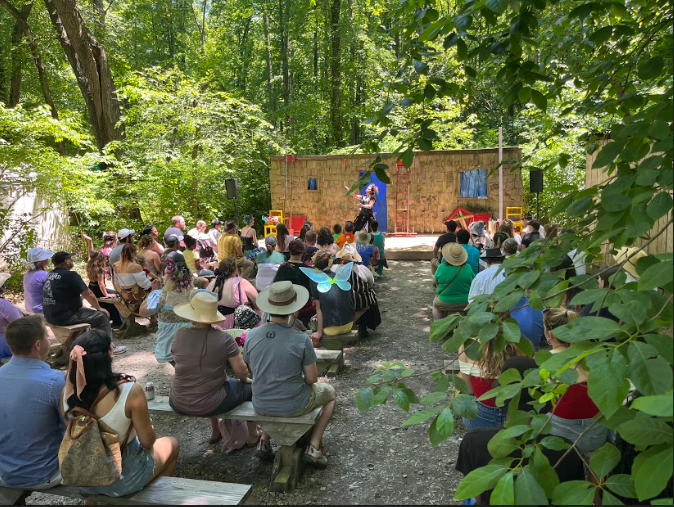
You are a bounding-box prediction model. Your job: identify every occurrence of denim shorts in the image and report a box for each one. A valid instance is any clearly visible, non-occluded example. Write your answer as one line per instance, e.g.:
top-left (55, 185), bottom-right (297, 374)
top-left (549, 415), bottom-right (608, 454)
top-left (463, 400), bottom-right (506, 431)
top-left (80, 437), bottom-right (155, 498)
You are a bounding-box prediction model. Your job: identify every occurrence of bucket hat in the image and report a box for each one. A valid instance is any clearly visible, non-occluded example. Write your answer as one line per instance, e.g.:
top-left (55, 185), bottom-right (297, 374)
top-left (256, 281), bottom-right (310, 316)
top-left (173, 291), bottom-right (226, 323)
top-left (442, 243), bottom-right (468, 266)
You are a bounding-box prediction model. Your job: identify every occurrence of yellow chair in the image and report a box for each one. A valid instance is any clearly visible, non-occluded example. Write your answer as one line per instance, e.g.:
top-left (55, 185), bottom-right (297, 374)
top-left (506, 206), bottom-right (523, 230)
top-left (264, 210), bottom-right (284, 237)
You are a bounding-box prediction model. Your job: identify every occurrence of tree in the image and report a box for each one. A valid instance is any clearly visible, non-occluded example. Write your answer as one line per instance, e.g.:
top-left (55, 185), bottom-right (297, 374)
top-left (356, 0), bottom-right (673, 504)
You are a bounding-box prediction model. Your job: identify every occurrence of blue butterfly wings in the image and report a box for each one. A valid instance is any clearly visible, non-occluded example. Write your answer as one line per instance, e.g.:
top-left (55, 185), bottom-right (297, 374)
top-left (300, 262), bottom-right (354, 293)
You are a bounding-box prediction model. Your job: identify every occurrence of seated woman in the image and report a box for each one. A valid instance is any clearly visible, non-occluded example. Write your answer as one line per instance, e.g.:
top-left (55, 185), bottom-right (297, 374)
top-left (138, 234), bottom-right (162, 279)
top-left (154, 252), bottom-right (194, 365)
top-left (240, 215), bottom-right (259, 259)
top-left (23, 247), bottom-right (53, 314)
top-left (183, 235), bottom-right (216, 275)
top-left (101, 231), bottom-right (118, 258)
top-left (432, 243), bottom-right (475, 320)
top-left (113, 244), bottom-right (154, 314)
top-left (255, 236), bottom-right (285, 292)
top-left (458, 339), bottom-right (522, 430)
top-left (170, 292), bottom-right (258, 450)
top-left (309, 252), bottom-right (355, 346)
top-left (316, 227), bottom-right (339, 258)
top-left (274, 224), bottom-right (294, 261)
top-left (139, 224), bottom-right (165, 256)
top-left (273, 240), bottom-right (315, 325)
top-left (544, 308), bottom-right (608, 453)
top-left (0, 273), bottom-right (23, 361)
top-left (86, 251), bottom-right (122, 328)
top-left (61, 330), bottom-right (179, 497)
top-left (208, 258), bottom-right (260, 330)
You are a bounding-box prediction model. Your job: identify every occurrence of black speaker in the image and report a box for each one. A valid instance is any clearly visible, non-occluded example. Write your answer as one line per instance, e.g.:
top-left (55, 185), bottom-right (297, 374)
top-left (225, 178), bottom-right (238, 199)
top-left (530, 170), bottom-right (543, 193)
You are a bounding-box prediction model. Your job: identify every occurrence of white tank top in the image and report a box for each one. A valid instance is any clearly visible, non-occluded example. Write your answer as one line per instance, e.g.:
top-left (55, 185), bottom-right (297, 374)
top-left (64, 382), bottom-right (137, 441)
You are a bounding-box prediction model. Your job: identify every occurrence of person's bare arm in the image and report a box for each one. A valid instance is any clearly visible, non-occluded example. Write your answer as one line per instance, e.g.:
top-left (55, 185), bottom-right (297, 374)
top-left (126, 383), bottom-right (157, 450)
top-left (229, 353), bottom-right (252, 383)
top-left (97, 272), bottom-right (110, 297)
top-left (81, 288), bottom-right (109, 317)
top-left (151, 252), bottom-right (162, 275)
top-left (433, 245), bottom-right (439, 259)
top-left (311, 301), bottom-right (323, 341)
top-left (303, 362), bottom-right (318, 386)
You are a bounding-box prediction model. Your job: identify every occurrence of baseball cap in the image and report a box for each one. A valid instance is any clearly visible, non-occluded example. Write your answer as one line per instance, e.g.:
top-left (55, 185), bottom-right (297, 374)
top-left (165, 234), bottom-right (180, 247)
top-left (264, 235), bottom-right (278, 247)
top-left (118, 228), bottom-right (135, 240)
top-left (52, 251), bottom-right (73, 265)
top-left (211, 219), bottom-right (222, 227)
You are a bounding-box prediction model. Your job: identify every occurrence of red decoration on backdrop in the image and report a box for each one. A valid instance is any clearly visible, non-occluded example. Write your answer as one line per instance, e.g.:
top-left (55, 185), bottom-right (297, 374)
top-left (284, 154), bottom-right (297, 163)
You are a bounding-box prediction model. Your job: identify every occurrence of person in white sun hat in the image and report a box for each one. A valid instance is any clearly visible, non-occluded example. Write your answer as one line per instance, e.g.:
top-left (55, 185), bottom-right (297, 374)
top-left (243, 281), bottom-right (336, 468)
top-left (23, 247), bottom-right (53, 314)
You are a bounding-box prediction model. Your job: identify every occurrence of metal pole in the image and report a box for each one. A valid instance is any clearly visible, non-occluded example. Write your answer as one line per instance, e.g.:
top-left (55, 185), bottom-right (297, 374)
top-left (289, 155), bottom-right (294, 235)
top-left (498, 125), bottom-right (504, 221)
top-left (537, 192), bottom-right (540, 220)
top-left (284, 155), bottom-right (288, 215)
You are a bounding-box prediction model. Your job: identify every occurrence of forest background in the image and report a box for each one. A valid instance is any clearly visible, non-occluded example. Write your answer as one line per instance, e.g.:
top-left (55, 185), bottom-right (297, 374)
top-left (1, 0), bottom-right (593, 265)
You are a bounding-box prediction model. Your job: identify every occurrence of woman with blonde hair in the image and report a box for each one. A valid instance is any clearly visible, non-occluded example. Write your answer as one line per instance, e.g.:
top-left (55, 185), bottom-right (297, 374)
top-left (113, 244), bottom-right (154, 314)
top-left (544, 308), bottom-right (607, 452)
top-left (458, 338), bottom-right (523, 430)
top-left (86, 251), bottom-right (122, 328)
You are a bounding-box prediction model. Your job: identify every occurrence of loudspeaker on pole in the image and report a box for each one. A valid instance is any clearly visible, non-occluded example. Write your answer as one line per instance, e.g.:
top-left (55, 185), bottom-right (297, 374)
top-left (225, 178), bottom-right (238, 200)
top-left (530, 170), bottom-right (543, 193)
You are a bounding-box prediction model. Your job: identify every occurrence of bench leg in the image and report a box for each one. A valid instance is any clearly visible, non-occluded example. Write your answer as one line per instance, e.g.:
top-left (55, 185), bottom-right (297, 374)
top-left (47, 336), bottom-right (76, 369)
top-left (270, 444), bottom-right (304, 493)
top-left (114, 315), bottom-right (147, 340)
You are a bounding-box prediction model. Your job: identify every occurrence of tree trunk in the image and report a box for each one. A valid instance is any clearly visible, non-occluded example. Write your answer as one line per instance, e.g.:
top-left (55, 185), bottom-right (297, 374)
top-left (9, 3), bottom-right (33, 107)
top-left (262, 11), bottom-right (275, 127)
top-left (330, 0), bottom-right (343, 147)
top-left (279, 0), bottom-right (289, 129)
top-left (43, 0), bottom-right (121, 150)
top-left (238, 15), bottom-right (253, 92)
top-left (313, 1), bottom-right (319, 79)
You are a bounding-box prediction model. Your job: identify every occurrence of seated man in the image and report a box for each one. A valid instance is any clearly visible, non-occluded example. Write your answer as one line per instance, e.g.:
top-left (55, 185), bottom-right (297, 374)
top-left (43, 251), bottom-right (126, 355)
top-left (456, 356), bottom-right (585, 505)
top-left (432, 220), bottom-right (458, 274)
top-left (244, 281), bottom-right (336, 468)
top-left (0, 315), bottom-right (66, 489)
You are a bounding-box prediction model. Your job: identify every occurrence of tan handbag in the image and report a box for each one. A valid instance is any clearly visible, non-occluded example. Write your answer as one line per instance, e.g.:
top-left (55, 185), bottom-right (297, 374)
top-left (58, 385), bottom-right (132, 487)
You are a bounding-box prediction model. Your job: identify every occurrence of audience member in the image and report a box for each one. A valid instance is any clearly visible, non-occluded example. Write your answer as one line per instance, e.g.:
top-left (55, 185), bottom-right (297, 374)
top-left (469, 220), bottom-right (491, 249)
top-left (370, 220), bottom-right (387, 278)
top-left (317, 227), bottom-right (339, 257)
top-left (336, 221), bottom-right (355, 248)
top-left (432, 243), bottom-right (474, 320)
top-left (138, 235), bottom-right (162, 278)
top-left (139, 225), bottom-right (164, 256)
top-left (113, 244), bottom-right (154, 314)
top-left (562, 228), bottom-right (588, 276)
top-left (0, 315), bottom-right (65, 489)
top-left (544, 308), bottom-right (608, 453)
top-left (164, 215), bottom-right (186, 246)
top-left (273, 240), bottom-right (315, 325)
top-left (170, 292), bottom-right (258, 450)
top-left (208, 219), bottom-right (223, 251)
top-left (43, 252), bottom-right (126, 355)
top-left (302, 230), bottom-right (319, 265)
top-left (457, 229), bottom-right (480, 275)
top-left (355, 231), bottom-right (377, 268)
top-left (433, 221), bottom-right (458, 272)
top-left (154, 252), bottom-right (193, 365)
top-left (332, 224), bottom-right (342, 243)
top-left (218, 221), bottom-right (255, 279)
top-left (521, 220), bottom-right (542, 249)
top-left (509, 295), bottom-right (545, 350)
top-left (23, 247), bottom-right (53, 314)
top-left (274, 224), bottom-right (294, 260)
top-left (240, 216), bottom-right (259, 258)
top-left (62, 330), bottom-right (179, 497)
top-left (543, 223), bottom-right (558, 240)
top-left (183, 235), bottom-right (214, 275)
top-left (109, 228), bottom-right (136, 269)
top-left (85, 251), bottom-right (122, 329)
top-left (101, 231), bottom-right (118, 258)
top-left (208, 258), bottom-right (259, 330)
top-left (255, 236), bottom-right (284, 292)
top-left (0, 274), bottom-right (23, 361)
top-left (456, 357), bottom-right (585, 504)
top-left (468, 248), bottom-right (506, 303)
top-left (244, 282), bottom-right (336, 467)
top-left (160, 234), bottom-right (181, 275)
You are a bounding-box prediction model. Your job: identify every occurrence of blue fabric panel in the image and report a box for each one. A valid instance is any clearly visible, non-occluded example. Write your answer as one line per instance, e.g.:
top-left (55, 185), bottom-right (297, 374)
top-left (460, 168), bottom-right (488, 198)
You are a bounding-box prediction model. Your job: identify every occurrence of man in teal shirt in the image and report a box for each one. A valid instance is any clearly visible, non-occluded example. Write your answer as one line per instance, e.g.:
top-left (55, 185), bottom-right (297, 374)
top-left (457, 229), bottom-right (480, 275)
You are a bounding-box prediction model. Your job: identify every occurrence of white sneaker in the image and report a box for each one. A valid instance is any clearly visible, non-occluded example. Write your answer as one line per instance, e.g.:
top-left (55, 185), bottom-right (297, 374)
top-left (112, 343), bottom-right (127, 355)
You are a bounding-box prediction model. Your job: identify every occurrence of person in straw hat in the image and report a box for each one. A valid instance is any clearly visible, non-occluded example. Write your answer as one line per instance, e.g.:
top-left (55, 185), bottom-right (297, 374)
top-left (170, 291), bottom-right (259, 449)
top-left (23, 247), bottom-right (53, 314)
top-left (355, 230), bottom-right (377, 268)
top-left (243, 281), bottom-right (336, 468)
top-left (432, 243), bottom-right (475, 321)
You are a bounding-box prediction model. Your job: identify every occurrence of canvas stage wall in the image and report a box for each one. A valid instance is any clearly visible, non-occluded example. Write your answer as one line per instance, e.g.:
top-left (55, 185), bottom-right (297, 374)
top-left (269, 148), bottom-right (523, 234)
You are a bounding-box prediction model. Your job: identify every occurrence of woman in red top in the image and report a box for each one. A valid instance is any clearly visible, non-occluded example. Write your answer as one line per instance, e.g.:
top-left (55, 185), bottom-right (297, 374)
top-left (545, 308), bottom-right (608, 453)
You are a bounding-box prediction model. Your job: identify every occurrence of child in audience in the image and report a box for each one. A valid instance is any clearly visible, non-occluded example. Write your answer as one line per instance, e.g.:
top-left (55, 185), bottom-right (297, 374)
top-left (332, 224), bottom-right (342, 244)
top-left (336, 221), bottom-right (355, 248)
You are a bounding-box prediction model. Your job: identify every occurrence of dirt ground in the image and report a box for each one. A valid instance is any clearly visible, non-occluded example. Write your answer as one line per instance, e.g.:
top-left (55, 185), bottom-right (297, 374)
top-left (21, 260), bottom-right (465, 505)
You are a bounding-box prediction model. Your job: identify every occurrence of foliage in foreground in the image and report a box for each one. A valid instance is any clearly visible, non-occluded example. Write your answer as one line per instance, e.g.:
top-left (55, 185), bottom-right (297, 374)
top-left (356, 0), bottom-right (673, 504)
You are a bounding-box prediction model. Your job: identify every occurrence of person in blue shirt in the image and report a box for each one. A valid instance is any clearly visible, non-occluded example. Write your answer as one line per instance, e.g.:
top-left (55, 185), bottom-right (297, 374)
top-left (510, 296), bottom-right (545, 350)
top-left (0, 315), bottom-right (66, 489)
top-left (457, 229), bottom-right (480, 275)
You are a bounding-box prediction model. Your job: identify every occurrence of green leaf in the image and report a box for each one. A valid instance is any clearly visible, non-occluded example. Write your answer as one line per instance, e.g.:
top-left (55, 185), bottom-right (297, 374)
top-left (495, 291), bottom-right (526, 312)
top-left (631, 391), bottom-right (674, 417)
top-left (498, 368), bottom-right (522, 386)
top-left (593, 142), bottom-right (623, 169)
top-left (587, 350), bottom-right (630, 419)
top-left (518, 270), bottom-right (540, 289)
top-left (413, 60), bottom-right (429, 74)
top-left (589, 26), bottom-right (613, 45)
top-left (478, 322), bottom-right (500, 342)
top-left (638, 261), bottom-right (674, 291)
top-left (638, 56), bottom-right (665, 80)
top-left (355, 388), bottom-right (374, 413)
top-left (604, 474), bottom-right (637, 498)
top-left (644, 334), bottom-right (674, 364)
top-left (401, 147), bottom-right (414, 169)
top-left (402, 406), bottom-right (441, 426)
top-left (540, 436), bottom-right (570, 451)
top-left (514, 468), bottom-right (549, 505)
top-left (555, 317), bottom-right (624, 343)
top-left (393, 388), bottom-right (411, 412)
top-left (601, 490), bottom-right (625, 505)
top-left (430, 314), bottom-right (459, 342)
top-left (421, 391), bottom-right (447, 405)
top-left (634, 447), bottom-right (673, 501)
top-left (628, 342), bottom-right (674, 396)
top-left (531, 447), bottom-right (559, 497)
top-left (454, 465), bottom-right (507, 500)
top-left (647, 193), bottom-right (673, 222)
top-left (435, 407), bottom-right (454, 439)
top-left (485, 0), bottom-right (508, 14)
top-left (552, 481), bottom-right (595, 505)
top-left (518, 86), bottom-right (532, 102)
top-left (491, 471), bottom-right (514, 505)
top-left (648, 120), bottom-right (672, 141)
top-left (530, 89), bottom-right (547, 112)
top-left (502, 319), bottom-right (522, 343)
top-left (488, 430), bottom-right (520, 459)
top-left (602, 194), bottom-right (632, 212)
top-left (452, 393), bottom-right (478, 419)
top-left (618, 414), bottom-right (673, 446)
top-left (590, 442), bottom-right (621, 478)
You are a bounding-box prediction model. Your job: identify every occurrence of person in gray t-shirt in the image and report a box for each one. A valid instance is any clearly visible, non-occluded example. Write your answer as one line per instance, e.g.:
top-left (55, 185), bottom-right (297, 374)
top-left (244, 281), bottom-right (336, 468)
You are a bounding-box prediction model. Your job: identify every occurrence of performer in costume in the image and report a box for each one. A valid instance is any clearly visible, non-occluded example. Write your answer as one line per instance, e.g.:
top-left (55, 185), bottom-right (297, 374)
top-left (345, 183), bottom-right (378, 232)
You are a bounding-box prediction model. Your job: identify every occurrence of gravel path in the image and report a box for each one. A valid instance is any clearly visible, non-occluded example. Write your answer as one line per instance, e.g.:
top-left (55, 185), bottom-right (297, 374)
top-left (25, 260), bottom-right (464, 505)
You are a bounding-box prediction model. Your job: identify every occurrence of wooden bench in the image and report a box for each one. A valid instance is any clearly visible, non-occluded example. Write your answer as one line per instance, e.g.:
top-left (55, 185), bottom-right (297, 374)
top-left (319, 331), bottom-right (359, 351)
top-left (315, 349), bottom-right (344, 377)
top-left (0, 475), bottom-right (251, 505)
top-left (45, 323), bottom-right (91, 368)
top-left (97, 297), bottom-right (150, 339)
top-left (148, 398), bottom-right (321, 493)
